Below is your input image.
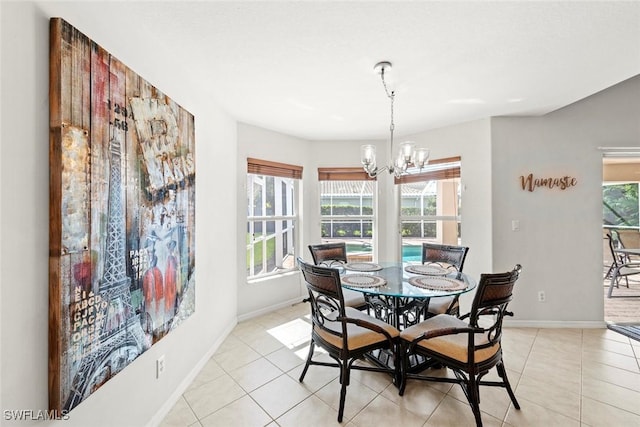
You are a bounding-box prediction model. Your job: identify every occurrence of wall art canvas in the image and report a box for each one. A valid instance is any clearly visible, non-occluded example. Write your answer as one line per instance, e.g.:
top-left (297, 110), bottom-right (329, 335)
top-left (49, 18), bottom-right (196, 413)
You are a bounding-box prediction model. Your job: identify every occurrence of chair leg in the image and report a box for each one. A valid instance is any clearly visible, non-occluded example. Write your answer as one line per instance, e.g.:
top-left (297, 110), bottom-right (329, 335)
top-left (608, 269), bottom-right (619, 298)
top-left (299, 341), bottom-right (315, 382)
top-left (398, 342), bottom-right (407, 396)
top-left (337, 380), bottom-right (347, 422)
top-left (337, 360), bottom-right (351, 423)
top-left (467, 375), bottom-right (483, 427)
top-left (496, 362), bottom-right (520, 410)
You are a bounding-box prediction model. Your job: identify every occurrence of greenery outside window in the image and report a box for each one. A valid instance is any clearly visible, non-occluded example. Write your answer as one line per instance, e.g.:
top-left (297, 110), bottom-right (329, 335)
top-left (603, 182), bottom-right (639, 228)
top-left (318, 168), bottom-right (376, 262)
top-left (247, 158), bottom-right (302, 279)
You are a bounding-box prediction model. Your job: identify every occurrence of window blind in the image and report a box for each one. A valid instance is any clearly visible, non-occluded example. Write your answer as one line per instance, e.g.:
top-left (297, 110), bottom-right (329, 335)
top-left (247, 157), bottom-right (303, 179)
top-left (394, 156), bottom-right (461, 184)
top-left (317, 167), bottom-right (376, 181)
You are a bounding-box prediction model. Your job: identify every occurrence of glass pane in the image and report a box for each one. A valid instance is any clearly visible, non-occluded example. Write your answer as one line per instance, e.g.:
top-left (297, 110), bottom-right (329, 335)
top-left (251, 176), bottom-right (263, 216)
top-left (401, 219), bottom-right (461, 262)
top-left (265, 176), bottom-right (275, 216)
top-left (319, 180), bottom-right (375, 261)
top-left (603, 183), bottom-right (639, 227)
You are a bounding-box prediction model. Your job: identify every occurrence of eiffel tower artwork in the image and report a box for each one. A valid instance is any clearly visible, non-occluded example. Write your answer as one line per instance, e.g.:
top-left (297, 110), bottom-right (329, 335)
top-left (62, 134), bottom-right (148, 411)
top-left (49, 18), bottom-right (196, 414)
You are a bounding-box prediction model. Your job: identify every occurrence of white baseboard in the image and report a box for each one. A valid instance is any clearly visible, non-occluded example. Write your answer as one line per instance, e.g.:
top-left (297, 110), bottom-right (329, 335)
top-left (237, 296), bottom-right (306, 322)
top-left (505, 319), bottom-right (607, 329)
top-left (146, 318), bottom-right (238, 427)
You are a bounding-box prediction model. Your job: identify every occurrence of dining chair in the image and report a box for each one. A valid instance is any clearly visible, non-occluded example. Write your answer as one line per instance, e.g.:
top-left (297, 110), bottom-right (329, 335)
top-left (605, 233), bottom-right (640, 297)
top-left (308, 242), bottom-right (367, 310)
top-left (308, 242), bottom-right (348, 266)
top-left (297, 258), bottom-right (400, 422)
top-left (398, 264), bottom-right (522, 427)
top-left (422, 243), bottom-right (470, 318)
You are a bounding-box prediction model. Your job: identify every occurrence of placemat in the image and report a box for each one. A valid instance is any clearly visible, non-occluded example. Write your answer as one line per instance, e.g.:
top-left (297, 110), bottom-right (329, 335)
top-left (344, 262), bottom-right (383, 272)
top-left (408, 276), bottom-right (467, 291)
top-left (404, 264), bottom-right (449, 276)
top-left (341, 274), bottom-right (386, 288)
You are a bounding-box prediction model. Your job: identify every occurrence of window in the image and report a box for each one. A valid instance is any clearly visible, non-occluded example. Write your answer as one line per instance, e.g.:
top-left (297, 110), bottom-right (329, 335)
top-left (397, 157), bottom-right (462, 261)
top-left (603, 182), bottom-right (639, 228)
top-left (247, 158), bottom-right (302, 279)
top-left (318, 168), bottom-right (376, 262)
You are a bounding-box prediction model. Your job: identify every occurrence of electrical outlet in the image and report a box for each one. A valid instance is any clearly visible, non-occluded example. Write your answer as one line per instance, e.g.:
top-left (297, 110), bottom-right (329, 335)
top-left (538, 291), bottom-right (546, 302)
top-left (156, 355), bottom-right (165, 378)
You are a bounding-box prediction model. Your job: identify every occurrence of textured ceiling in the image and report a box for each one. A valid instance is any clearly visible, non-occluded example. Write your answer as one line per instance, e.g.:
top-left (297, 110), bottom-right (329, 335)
top-left (38, 1), bottom-right (640, 140)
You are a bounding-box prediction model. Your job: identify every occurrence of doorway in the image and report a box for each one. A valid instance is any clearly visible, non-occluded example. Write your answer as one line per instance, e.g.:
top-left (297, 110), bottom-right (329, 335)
top-left (602, 155), bottom-right (640, 323)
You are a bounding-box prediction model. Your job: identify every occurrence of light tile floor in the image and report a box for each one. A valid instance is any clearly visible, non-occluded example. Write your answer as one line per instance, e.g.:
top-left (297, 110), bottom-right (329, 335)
top-left (160, 302), bottom-right (640, 427)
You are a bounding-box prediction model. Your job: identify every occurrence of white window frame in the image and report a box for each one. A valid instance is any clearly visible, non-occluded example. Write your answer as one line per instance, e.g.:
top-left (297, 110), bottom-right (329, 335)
top-left (247, 174), bottom-right (299, 280)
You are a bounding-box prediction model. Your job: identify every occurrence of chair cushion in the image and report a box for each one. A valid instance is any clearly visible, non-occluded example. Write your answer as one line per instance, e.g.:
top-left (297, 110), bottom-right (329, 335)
top-left (426, 296), bottom-right (456, 315)
top-left (343, 288), bottom-right (367, 308)
top-left (400, 314), bottom-right (500, 363)
top-left (315, 307), bottom-right (399, 351)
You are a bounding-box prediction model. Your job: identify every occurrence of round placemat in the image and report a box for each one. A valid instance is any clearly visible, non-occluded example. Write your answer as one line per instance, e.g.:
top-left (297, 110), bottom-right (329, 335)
top-left (344, 262), bottom-right (383, 272)
top-left (408, 276), bottom-right (467, 291)
top-left (404, 264), bottom-right (449, 276)
top-left (341, 274), bottom-right (386, 288)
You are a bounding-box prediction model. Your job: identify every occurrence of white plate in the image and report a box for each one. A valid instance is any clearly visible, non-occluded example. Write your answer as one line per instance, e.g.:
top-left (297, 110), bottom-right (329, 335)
top-left (344, 262), bottom-right (383, 272)
top-left (408, 276), bottom-right (467, 291)
top-left (404, 264), bottom-right (449, 276)
top-left (341, 274), bottom-right (386, 288)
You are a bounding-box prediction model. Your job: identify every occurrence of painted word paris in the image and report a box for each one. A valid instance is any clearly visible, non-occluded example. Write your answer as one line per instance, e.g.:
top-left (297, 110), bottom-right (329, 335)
top-left (49, 18), bottom-right (196, 414)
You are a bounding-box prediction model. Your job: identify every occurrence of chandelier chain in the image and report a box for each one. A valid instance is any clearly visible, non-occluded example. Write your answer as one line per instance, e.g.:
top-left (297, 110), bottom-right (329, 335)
top-left (380, 67), bottom-right (395, 153)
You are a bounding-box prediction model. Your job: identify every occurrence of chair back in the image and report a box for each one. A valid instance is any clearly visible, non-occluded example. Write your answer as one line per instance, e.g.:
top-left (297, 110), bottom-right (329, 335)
top-left (309, 242), bottom-right (348, 266)
top-left (422, 243), bottom-right (469, 271)
top-left (616, 229), bottom-right (640, 249)
top-left (298, 257), bottom-right (347, 335)
top-left (605, 233), bottom-right (623, 266)
top-left (468, 265), bottom-right (521, 347)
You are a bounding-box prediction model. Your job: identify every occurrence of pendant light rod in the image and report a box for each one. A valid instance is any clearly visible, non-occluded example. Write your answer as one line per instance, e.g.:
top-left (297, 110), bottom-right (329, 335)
top-left (361, 61), bottom-right (430, 178)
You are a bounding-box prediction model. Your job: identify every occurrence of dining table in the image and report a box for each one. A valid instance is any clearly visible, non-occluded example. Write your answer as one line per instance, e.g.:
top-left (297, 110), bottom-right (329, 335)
top-left (337, 260), bottom-right (477, 379)
top-left (339, 261), bottom-right (477, 329)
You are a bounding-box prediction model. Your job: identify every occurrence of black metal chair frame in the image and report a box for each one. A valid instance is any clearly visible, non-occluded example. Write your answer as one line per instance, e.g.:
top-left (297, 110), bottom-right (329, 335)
top-left (399, 265), bottom-right (522, 427)
top-left (421, 243), bottom-right (470, 318)
top-left (307, 242), bottom-right (369, 311)
top-left (297, 258), bottom-right (400, 422)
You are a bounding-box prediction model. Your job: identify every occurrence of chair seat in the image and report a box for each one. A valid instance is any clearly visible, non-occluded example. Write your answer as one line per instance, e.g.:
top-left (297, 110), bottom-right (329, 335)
top-left (426, 296), bottom-right (456, 315)
top-left (400, 314), bottom-right (500, 363)
top-left (616, 265), bottom-right (640, 277)
top-left (316, 307), bottom-right (399, 351)
top-left (343, 288), bottom-right (367, 308)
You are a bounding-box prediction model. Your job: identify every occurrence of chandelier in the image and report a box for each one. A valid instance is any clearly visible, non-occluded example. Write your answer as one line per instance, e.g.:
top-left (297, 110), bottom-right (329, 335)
top-left (361, 61), bottom-right (429, 178)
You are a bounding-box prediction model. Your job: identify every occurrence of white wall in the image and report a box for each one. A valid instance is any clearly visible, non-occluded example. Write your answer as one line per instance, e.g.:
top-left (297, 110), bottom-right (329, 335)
top-left (236, 123), bottom-right (312, 318)
top-left (1, 3), bottom-right (238, 426)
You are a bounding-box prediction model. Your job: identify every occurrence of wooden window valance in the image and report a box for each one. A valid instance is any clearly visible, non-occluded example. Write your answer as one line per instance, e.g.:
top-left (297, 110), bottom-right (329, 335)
top-left (318, 167), bottom-right (376, 181)
top-left (394, 156), bottom-right (461, 184)
top-left (247, 157), bottom-right (303, 179)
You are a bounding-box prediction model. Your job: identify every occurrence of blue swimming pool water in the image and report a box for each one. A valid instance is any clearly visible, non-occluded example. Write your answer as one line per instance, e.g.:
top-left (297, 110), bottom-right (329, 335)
top-left (346, 242), bottom-right (422, 262)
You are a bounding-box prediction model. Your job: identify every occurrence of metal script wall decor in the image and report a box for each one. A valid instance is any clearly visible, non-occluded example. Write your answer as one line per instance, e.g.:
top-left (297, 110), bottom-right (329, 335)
top-left (519, 173), bottom-right (577, 192)
top-left (49, 18), bottom-right (196, 413)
